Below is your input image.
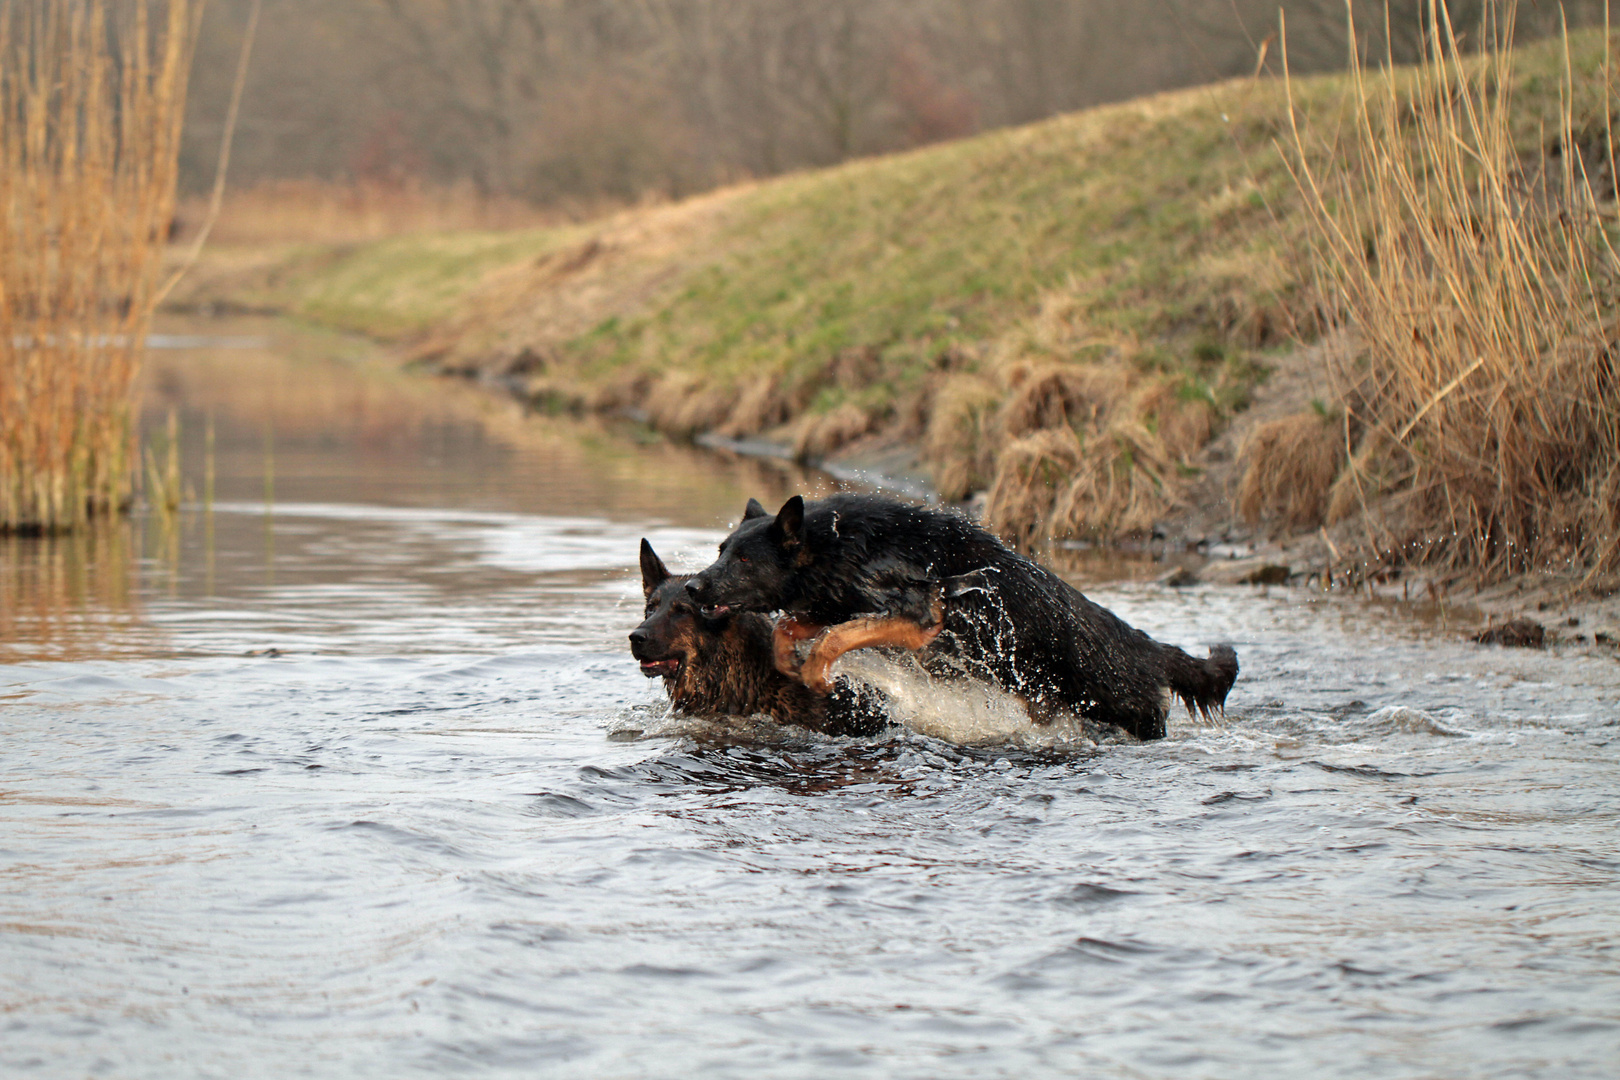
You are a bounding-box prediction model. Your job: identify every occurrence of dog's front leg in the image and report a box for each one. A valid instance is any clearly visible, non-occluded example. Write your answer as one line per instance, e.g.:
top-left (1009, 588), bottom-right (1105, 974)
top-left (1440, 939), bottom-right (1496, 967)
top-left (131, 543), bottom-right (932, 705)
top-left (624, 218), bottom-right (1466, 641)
top-left (799, 615), bottom-right (946, 694)
top-left (772, 616), bottom-right (826, 678)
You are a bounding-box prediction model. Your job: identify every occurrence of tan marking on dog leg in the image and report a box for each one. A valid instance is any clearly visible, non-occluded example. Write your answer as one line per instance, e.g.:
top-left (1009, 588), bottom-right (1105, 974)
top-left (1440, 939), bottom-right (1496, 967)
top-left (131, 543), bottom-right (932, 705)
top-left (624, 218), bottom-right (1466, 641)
top-left (772, 616), bottom-right (825, 678)
top-left (799, 616), bottom-right (945, 694)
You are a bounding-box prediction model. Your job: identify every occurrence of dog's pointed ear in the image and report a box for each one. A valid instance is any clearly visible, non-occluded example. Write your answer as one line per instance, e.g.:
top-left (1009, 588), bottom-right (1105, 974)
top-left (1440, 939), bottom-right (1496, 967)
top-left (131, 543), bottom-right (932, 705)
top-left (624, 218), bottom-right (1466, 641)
top-left (639, 538), bottom-right (670, 596)
top-left (743, 497), bottom-right (768, 520)
top-left (774, 495), bottom-right (805, 545)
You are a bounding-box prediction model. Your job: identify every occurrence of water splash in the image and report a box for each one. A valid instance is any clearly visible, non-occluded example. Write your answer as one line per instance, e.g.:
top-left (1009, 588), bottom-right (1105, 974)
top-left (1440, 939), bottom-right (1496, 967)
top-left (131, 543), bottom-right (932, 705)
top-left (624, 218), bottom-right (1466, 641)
top-left (835, 651), bottom-right (1114, 751)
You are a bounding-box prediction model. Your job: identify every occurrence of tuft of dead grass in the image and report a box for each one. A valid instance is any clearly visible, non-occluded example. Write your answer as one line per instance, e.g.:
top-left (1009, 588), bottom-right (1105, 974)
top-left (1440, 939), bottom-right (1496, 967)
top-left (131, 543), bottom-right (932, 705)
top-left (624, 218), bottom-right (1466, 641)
top-left (1236, 410), bottom-right (1346, 529)
top-left (790, 402), bottom-right (878, 461)
top-left (1046, 420), bottom-right (1178, 540)
top-left (1137, 380), bottom-right (1217, 461)
top-left (923, 373), bottom-right (1001, 501)
top-left (984, 427), bottom-right (1083, 551)
top-left (642, 372), bottom-right (738, 440)
top-left (1284, 2), bottom-right (1620, 578)
top-left (716, 373), bottom-right (792, 438)
top-left (998, 363), bottom-right (1129, 440)
top-left (981, 360), bottom-right (1217, 548)
top-left (0, 0), bottom-right (199, 532)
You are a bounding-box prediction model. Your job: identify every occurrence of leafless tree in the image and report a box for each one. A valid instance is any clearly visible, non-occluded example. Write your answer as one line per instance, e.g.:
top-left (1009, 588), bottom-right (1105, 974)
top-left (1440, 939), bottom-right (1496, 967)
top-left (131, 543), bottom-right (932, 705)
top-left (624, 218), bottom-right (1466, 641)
top-left (180, 0), bottom-right (1618, 204)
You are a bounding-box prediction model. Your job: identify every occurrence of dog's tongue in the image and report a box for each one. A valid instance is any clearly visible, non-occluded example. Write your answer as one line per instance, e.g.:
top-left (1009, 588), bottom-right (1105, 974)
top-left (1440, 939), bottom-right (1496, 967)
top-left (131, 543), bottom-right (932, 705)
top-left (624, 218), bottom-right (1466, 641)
top-left (639, 659), bottom-right (679, 677)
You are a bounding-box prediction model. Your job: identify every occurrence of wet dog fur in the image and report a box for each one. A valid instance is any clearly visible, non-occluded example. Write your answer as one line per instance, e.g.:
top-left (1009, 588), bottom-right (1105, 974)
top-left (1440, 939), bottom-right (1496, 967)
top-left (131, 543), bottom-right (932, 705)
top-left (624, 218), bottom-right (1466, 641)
top-left (683, 494), bottom-right (1238, 741)
top-left (629, 539), bottom-right (886, 737)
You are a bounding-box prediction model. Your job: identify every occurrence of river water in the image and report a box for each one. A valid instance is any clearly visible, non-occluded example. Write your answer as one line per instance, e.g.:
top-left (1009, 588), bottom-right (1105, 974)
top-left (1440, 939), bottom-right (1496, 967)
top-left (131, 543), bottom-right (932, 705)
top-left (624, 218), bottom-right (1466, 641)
top-left (3, 322), bottom-right (1618, 1079)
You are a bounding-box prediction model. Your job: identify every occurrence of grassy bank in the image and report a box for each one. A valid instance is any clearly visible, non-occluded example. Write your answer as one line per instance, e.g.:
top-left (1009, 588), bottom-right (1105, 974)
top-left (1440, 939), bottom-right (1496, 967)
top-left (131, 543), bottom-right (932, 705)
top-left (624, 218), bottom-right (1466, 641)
top-left (171, 28), bottom-right (1618, 581)
top-left (163, 225), bottom-right (581, 340)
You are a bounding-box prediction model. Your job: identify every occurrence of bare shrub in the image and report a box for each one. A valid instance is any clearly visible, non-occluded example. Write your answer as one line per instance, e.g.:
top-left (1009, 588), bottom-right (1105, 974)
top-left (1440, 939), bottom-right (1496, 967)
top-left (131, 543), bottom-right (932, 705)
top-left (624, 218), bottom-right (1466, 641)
top-left (1283, 2), bottom-right (1620, 578)
top-left (0, 0), bottom-right (200, 531)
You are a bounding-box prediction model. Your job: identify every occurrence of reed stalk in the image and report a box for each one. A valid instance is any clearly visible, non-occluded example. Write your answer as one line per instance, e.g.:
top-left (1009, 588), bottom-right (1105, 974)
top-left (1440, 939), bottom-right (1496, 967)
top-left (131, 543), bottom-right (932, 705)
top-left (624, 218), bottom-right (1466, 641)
top-left (0, 0), bottom-right (200, 532)
top-left (1283, 0), bottom-right (1620, 579)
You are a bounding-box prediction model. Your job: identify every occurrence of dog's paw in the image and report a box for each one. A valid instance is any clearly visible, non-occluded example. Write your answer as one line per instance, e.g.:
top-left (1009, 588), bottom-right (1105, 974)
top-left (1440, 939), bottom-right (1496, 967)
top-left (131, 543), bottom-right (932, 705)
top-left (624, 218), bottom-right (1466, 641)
top-left (799, 656), bottom-right (836, 694)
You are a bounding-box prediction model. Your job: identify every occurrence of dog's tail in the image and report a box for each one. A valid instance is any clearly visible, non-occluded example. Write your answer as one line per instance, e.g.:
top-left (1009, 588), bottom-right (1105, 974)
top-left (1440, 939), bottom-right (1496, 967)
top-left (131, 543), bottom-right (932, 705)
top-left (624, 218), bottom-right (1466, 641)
top-left (1164, 643), bottom-right (1239, 721)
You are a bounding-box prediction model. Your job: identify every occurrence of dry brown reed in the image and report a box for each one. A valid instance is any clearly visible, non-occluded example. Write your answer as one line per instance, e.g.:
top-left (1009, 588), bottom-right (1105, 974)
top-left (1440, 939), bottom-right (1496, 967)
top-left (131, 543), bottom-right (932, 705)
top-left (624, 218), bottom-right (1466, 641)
top-left (173, 178), bottom-right (565, 246)
top-left (1283, 1), bottom-right (1620, 578)
top-left (142, 406), bottom-right (181, 520)
top-left (0, 0), bottom-right (199, 532)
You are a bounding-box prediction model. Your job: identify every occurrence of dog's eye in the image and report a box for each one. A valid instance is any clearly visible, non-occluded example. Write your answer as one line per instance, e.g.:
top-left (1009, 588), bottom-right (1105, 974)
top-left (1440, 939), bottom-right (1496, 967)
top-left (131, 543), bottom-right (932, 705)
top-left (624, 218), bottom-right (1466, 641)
top-left (737, 554), bottom-right (749, 563)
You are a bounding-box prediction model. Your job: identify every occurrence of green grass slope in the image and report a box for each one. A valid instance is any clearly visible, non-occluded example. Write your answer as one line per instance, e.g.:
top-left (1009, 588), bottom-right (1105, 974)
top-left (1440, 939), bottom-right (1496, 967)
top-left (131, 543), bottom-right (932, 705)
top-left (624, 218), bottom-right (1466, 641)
top-left (173, 29), bottom-right (1615, 546)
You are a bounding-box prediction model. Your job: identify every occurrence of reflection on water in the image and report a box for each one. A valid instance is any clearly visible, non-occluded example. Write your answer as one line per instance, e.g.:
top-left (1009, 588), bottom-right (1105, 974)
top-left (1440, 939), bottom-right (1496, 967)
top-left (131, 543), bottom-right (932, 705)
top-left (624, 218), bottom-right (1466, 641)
top-left (3, 317), bottom-right (839, 661)
top-left (137, 316), bottom-right (840, 528)
top-left (3, 319), bottom-right (1619, 1079)
top-left (0, 520), bottom-right (141, 662)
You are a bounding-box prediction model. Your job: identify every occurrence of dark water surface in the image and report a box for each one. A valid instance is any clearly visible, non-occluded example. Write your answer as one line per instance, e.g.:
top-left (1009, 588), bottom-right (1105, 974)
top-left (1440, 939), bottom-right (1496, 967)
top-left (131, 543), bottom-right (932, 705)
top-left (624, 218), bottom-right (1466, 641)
top-left (3, 323), bottom-right (1618, 1079)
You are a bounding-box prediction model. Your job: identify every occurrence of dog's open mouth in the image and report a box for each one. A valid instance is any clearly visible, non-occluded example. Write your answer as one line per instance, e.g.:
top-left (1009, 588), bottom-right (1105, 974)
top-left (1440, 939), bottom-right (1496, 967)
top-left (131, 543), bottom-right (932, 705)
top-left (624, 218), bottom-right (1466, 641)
top-left (699, 604), bottom-right (732, 619)
top-left (638, 658), bottom-right (680, 677)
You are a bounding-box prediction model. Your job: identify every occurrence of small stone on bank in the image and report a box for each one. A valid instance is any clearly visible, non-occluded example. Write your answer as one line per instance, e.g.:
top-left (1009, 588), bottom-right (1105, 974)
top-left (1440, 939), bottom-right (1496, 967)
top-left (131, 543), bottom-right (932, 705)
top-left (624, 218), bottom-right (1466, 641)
top-left (1199, 558), bottom-right (1292, 586)
top-left (1472, 617), bottom-right (1545, 649)
top-left (1159, 566), bottom-right (1199, 588)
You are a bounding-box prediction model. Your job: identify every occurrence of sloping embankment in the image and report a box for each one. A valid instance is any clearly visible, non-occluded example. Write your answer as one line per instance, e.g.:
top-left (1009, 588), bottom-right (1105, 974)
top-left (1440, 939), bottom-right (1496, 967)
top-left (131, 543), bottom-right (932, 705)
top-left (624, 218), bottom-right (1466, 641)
top-left (167, 31), bottom-right (1620, 644)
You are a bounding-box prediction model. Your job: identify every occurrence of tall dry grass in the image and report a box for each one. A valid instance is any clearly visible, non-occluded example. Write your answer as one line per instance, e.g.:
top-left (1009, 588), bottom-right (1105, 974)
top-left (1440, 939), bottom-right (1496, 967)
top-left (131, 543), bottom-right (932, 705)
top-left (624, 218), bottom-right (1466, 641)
top-left (1282, 1), bottom-right (1620, 578)
top-left (0, 0), bottom-right (199, 532)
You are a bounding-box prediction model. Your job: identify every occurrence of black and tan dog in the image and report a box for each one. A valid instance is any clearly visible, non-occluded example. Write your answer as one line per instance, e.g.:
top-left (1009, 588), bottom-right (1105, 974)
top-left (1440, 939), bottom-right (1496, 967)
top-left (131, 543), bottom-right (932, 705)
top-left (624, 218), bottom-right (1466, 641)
top-left (683, 494), bottom-right (1238, 741)
top-left (629, 539), bottom-right (887, 737)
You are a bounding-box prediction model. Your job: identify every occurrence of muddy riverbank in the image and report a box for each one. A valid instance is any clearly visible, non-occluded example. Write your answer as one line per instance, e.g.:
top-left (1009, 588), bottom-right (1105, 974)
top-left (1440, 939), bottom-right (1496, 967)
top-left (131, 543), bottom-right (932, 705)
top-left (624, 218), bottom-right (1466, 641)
top-left (447, 326), bottom-right (1620, 665)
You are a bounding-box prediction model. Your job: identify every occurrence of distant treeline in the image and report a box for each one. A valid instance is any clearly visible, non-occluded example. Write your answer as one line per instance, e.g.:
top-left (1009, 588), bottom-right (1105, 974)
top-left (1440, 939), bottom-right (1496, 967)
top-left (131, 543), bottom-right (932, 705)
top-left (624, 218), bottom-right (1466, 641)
top-left (180, 0), bottom-right (1611, 205)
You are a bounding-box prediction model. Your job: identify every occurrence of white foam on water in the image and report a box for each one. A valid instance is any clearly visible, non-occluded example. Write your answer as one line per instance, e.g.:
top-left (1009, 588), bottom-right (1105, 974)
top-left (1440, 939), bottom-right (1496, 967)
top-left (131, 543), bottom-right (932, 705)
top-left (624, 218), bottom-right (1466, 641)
top-left (604, 652), bottom-right (1113, 751)
top-left (834, 651), bottom-right (1110, 751)
top-left (1358, 704), bottom-right (1471, 737)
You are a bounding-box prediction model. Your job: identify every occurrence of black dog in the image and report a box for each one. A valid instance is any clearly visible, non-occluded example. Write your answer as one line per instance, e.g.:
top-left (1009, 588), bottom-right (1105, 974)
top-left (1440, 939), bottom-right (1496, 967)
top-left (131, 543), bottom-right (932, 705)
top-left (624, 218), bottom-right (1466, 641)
top-left (683, 494), bottom-right (1238, 741)
top-left (629, 539), bottom-right (886, 737)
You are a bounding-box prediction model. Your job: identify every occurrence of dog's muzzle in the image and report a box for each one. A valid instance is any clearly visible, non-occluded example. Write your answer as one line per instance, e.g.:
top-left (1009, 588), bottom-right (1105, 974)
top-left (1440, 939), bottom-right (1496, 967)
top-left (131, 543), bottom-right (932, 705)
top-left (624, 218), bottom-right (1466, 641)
top-left (684, 578), bottom-right (731, 620)
top-left (628, 628), bottom-right (680, 677)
